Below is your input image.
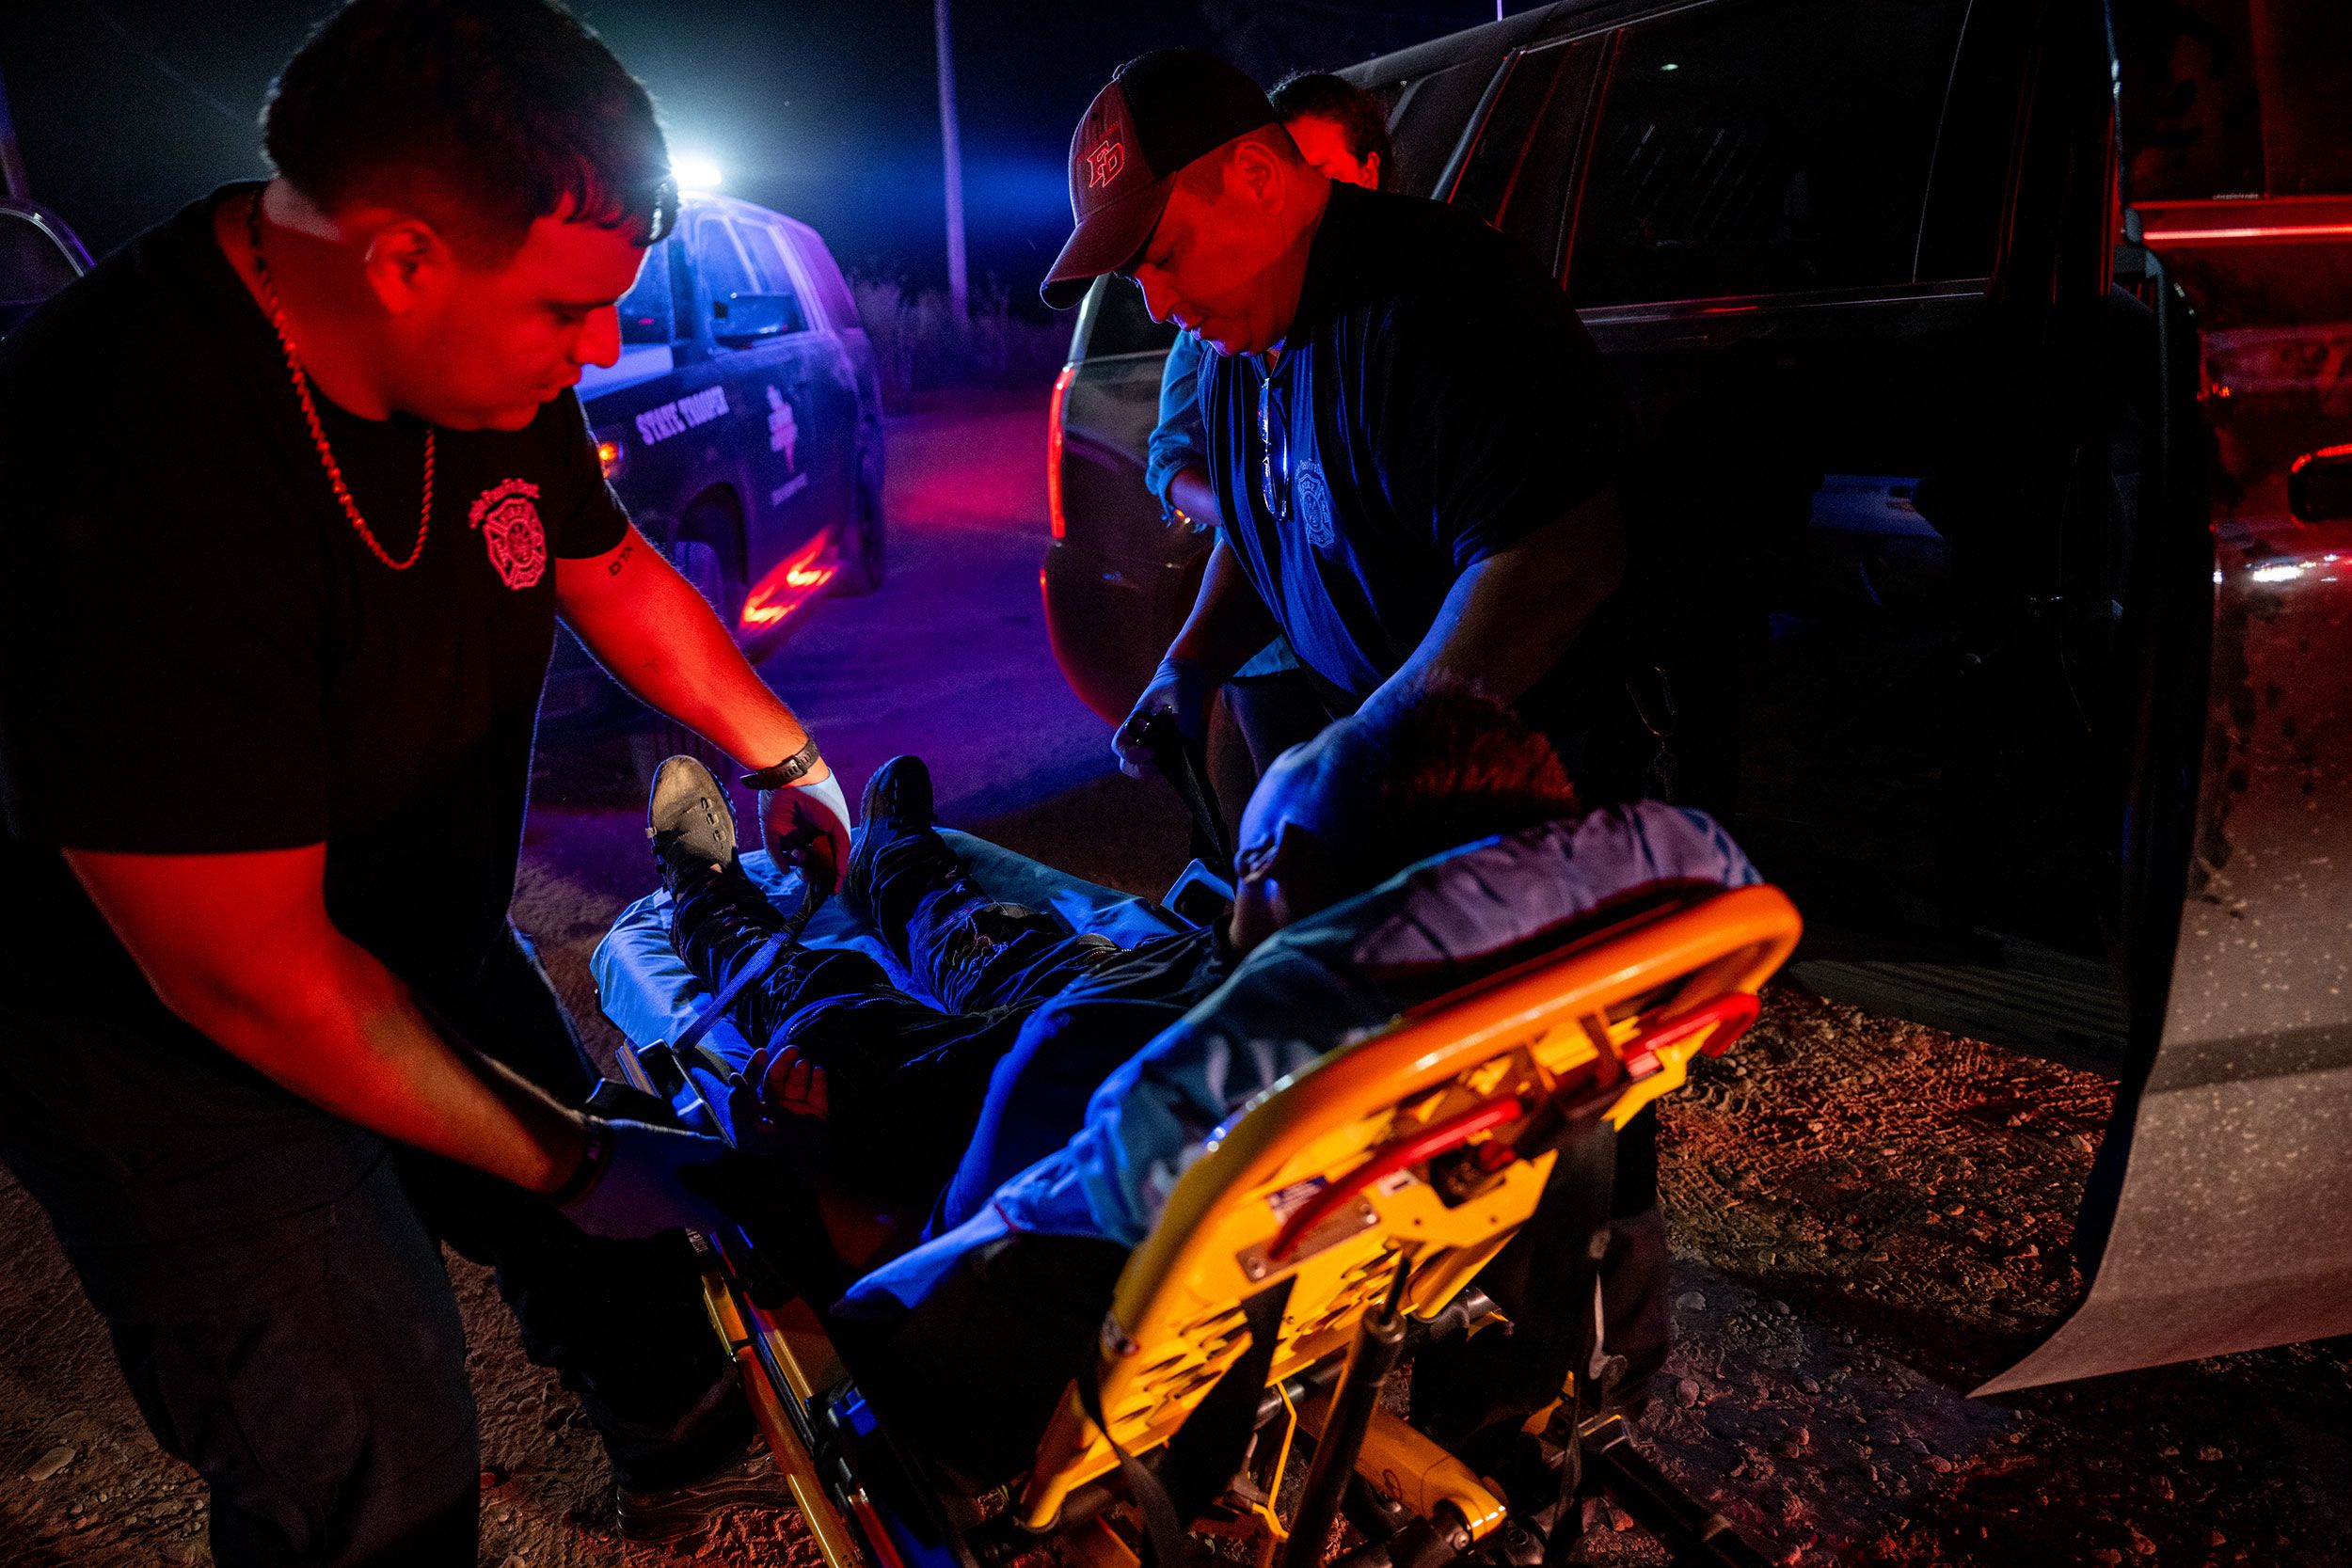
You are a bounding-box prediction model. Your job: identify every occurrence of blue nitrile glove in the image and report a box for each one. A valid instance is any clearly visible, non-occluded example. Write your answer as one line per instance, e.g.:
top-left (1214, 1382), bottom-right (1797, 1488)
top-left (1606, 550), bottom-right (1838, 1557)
top-left (557, 1117), bottom-right (734, 1240)
top-left (1113, 654), bottom-right (1216, 779)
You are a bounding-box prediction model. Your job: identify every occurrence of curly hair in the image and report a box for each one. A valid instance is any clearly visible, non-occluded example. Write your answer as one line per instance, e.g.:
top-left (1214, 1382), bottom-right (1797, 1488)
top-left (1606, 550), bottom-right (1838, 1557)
top-left (262, 0), bottom-right (673, 260)
top-left (1316, 674), bottom-right (1580, 882)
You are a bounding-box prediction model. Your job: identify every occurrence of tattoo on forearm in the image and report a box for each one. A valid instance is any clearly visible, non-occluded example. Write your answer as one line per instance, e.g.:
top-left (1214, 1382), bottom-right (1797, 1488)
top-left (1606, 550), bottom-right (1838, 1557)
top-left (608, 540), bottom-right (636, 577)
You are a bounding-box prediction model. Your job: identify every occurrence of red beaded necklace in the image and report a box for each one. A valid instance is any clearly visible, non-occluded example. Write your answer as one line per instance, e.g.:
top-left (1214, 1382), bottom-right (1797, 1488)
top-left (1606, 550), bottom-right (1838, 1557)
top-left (245, 191), bottom-right (431, 571)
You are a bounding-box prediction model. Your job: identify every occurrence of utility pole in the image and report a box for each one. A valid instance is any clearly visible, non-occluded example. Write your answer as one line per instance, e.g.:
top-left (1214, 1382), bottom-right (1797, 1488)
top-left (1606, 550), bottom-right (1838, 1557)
top-left (0, 57), bottom-right (30, 203)
top-left (933, 0), bottom-right (969, 322)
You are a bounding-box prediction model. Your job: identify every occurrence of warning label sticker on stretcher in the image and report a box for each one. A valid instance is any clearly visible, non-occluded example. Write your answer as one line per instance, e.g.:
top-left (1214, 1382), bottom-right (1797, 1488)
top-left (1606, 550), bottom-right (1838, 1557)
top-left (1264, 1177), bottom-right (1327, 1220)
top-left (1263, 1170), bottom-right (1418, 1221)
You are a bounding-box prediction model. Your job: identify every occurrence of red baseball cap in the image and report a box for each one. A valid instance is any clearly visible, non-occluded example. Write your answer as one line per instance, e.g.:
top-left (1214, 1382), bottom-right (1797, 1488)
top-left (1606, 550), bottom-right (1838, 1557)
top-left (1041, 51), bottom-right (1280, 309)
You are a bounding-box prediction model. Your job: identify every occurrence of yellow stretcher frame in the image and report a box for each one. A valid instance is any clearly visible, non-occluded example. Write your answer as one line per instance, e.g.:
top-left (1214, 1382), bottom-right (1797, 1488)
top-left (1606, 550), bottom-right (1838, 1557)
top-left (632, 880), bottom-right (1801, 1568)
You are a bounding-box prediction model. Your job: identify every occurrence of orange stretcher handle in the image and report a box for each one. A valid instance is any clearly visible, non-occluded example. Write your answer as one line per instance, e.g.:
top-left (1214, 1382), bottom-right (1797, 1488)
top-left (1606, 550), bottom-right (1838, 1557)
top-left (1616, 990), bottom-right (1761, 1075)
top-left (1268, 1094), bottom-right (1531, 1263)
top-left (1264, 990), bottom-right (1764, 1265)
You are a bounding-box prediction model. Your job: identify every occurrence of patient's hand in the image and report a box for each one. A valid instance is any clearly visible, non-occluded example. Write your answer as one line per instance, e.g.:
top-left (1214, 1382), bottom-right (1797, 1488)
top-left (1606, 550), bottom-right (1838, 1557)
top-left (747, 1043), bottom-right (830, 1122)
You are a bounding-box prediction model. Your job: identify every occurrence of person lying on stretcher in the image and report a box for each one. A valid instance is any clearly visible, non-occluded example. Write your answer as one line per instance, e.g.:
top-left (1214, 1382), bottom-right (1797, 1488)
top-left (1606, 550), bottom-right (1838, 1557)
top-left (644, 678), bottom-right (1758, 1491)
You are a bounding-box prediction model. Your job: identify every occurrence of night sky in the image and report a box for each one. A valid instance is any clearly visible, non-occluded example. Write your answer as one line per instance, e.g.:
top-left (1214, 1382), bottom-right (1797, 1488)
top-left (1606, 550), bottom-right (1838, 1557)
top-left (1, 0), bottom-right (1502, 311)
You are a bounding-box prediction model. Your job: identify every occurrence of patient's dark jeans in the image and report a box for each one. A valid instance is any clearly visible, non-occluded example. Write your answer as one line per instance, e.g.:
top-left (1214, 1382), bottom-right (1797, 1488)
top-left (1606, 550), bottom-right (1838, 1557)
top-left (667, 825), bottom-right (1120, 1205)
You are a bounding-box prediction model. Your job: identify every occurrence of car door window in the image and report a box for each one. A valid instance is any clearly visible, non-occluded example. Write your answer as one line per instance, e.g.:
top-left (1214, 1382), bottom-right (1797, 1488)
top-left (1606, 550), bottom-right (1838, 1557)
top-left (731, 222), bottom-right (810, 335)
top-left (1912, 6), bottom-right (2034, 285)
top-left (788, 229), bottom-right (862, 332)
top-left (1446, 41), bottom-right (1600, 277)
top-left (1568, 0), bottom-right (1970, 307)
top-left (693, 215), bottom-right (757, 313)
top-left (1381, 55), bottom-right (1509, 199)
top-left (615, 237), bottom-right (674, 344)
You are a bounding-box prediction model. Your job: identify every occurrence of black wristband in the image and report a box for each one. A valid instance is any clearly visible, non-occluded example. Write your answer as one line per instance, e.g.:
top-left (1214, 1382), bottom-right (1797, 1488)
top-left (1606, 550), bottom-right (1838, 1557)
top-left (740, 736), bottom-right (823, 791)
top-left (550, 1117), bottom-right (614, 1209)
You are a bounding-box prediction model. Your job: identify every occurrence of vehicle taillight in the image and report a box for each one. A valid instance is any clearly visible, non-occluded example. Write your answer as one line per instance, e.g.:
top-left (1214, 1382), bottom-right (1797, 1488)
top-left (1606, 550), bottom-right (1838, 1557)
top-left (1047, 363), bottom-right (1077, 541)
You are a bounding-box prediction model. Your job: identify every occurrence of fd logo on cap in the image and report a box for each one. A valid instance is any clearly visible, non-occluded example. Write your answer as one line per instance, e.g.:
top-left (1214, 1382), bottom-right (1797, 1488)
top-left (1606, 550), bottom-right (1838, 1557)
top-left (469, 478), bottom-right (548, 591)
top-left (1085, 138), bottom-right (1126, 189)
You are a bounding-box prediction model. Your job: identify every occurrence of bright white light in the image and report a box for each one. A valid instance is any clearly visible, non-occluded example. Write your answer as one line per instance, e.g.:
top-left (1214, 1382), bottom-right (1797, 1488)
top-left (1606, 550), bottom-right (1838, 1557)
top-left (2250, 562), bottom-right (2306, 584)
top-left (671, 154), bottom-right (723, 192)
top-left (1661, 62), bottom-right (1680, 71)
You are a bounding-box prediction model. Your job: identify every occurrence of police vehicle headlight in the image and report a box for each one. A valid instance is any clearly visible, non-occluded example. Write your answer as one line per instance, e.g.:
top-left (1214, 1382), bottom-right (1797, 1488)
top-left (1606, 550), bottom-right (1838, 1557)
top-left (671, 154), bottom-right (723, 193)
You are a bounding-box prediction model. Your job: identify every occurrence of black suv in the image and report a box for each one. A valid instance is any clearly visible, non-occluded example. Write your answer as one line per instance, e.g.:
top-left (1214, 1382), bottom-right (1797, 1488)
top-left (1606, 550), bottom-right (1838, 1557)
top-left (1044, 0), bottom-right (2352, 1386)
top-left (545, 191), bottom-right (888, 728)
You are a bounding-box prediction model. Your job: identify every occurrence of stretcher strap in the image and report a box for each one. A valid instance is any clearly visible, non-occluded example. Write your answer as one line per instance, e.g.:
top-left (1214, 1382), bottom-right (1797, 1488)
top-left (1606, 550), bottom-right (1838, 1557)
top-left (674, 932), bottom-right (791, 1058)
top-left (1077, 1277), bottom-right (1294, 1566)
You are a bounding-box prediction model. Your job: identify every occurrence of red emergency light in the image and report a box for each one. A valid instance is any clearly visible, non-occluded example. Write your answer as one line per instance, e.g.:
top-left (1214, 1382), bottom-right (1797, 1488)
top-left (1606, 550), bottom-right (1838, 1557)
top-left (1046, 363), bottom-right (1077, 541)
top-left (739, 532), bottom-right (836, 631)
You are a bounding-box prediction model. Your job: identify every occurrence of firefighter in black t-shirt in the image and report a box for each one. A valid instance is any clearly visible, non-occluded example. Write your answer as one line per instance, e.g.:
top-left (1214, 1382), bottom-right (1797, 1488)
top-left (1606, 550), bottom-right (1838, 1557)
top-left (0, 4), bottom-right (850, 1559)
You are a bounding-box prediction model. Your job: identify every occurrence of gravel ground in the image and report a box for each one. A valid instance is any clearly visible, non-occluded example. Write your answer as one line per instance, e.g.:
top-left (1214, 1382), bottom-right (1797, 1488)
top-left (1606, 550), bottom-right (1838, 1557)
top-left (1600, 990), bottom-right (2352, 1568)
top-left (6, 396), bottom-right (2349, 1565)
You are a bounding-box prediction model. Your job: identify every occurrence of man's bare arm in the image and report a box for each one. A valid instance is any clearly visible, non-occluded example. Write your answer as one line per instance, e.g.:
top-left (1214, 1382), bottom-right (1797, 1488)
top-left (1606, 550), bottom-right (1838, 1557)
top-left (1112, 535), bottom-right (1280, 776)
top-left (1168, 464), bottom-right (1224, 533)
top-left (1167, 534), bottom-right (1279, 683)
top-left (66, 845), bottom-right (587, 1194)
top-left (1384, 487), bottom-right (1626, 705)
top-left (554, 527), bottom-right (822, 779)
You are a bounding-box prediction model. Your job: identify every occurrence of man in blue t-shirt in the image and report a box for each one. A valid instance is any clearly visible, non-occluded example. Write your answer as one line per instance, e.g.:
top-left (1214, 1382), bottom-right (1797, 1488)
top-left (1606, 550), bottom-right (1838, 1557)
top-left (1041, 51), bottom-right (1666, 1349)
top-left (1042, 50), bottom-right (1635, 796)
top-left (1144, 71), bottom-right (1394, 780)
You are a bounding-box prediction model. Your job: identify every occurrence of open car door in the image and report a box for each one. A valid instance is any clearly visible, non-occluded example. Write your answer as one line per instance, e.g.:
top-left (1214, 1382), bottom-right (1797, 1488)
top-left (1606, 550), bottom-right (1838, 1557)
top-left (1984, 0), bottom-right (2352, 1393)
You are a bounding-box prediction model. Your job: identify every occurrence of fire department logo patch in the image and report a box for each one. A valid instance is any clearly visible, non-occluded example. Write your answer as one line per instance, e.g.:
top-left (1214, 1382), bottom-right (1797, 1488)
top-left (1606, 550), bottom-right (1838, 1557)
top-left (469, 478), bottom-right (548, 590)
top-left (1295, 461), bottom-right (1336, 550)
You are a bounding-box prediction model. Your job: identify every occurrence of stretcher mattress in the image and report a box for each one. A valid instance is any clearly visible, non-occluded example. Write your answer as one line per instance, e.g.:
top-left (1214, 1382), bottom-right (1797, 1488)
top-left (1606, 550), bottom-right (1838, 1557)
top-left (591, 830), bottom-right (1187, 1069)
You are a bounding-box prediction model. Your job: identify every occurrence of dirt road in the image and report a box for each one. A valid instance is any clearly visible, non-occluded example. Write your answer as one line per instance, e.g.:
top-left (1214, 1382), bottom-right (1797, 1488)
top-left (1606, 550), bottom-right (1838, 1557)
top-left (5, 395), bottom-right (2348, 1566)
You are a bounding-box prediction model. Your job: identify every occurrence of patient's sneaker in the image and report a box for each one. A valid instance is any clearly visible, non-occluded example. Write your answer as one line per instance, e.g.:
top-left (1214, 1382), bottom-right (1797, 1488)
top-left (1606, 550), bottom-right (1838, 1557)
top-left (842, 753), bottom-right (935, 926)
top-left (648, 754), bottom-right (738, 888)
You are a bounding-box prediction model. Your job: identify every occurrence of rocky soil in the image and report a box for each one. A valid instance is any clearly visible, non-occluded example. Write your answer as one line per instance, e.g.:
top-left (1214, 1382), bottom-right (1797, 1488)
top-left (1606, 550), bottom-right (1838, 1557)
top-left (1592, 990), bottom-right (2352, 1568)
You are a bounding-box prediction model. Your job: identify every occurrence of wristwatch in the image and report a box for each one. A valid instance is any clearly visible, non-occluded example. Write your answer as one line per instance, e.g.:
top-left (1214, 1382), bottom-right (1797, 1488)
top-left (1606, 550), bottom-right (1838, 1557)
top-left (740, 736), bottom-right (823, 790)
top-left (550, 1117), bottom-right (615, 1209)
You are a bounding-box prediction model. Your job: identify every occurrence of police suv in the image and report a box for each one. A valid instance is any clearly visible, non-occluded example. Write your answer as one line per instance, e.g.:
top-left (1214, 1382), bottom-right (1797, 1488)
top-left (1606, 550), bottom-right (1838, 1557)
top-left (544, 191), bottom-right (887, 727)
